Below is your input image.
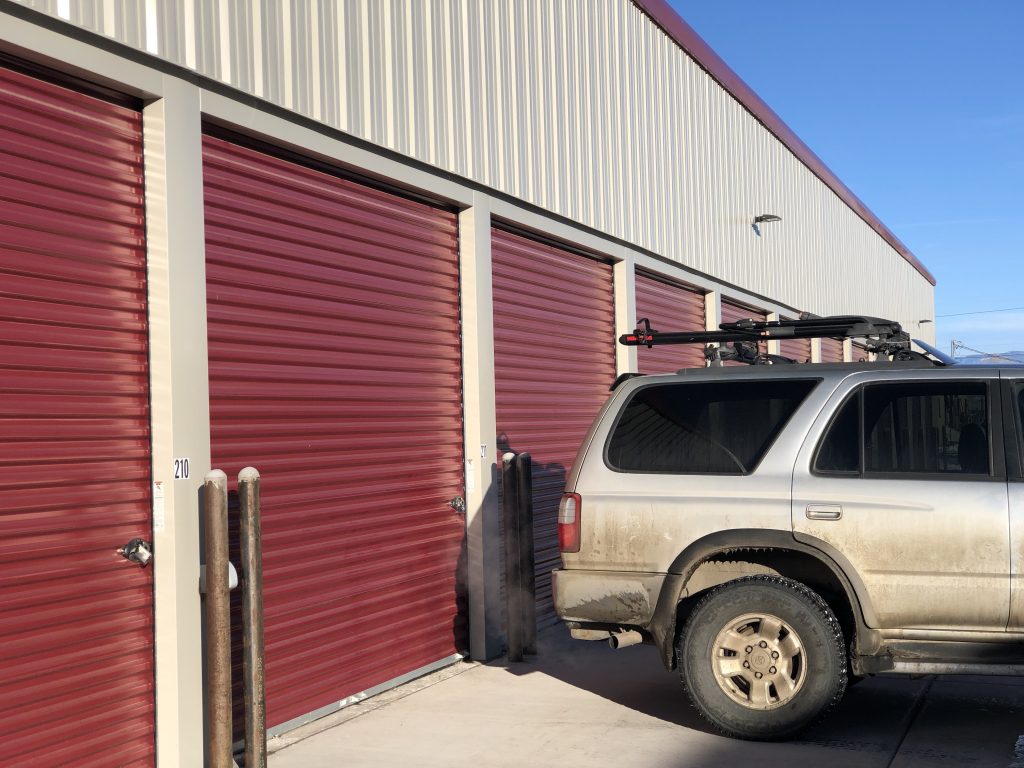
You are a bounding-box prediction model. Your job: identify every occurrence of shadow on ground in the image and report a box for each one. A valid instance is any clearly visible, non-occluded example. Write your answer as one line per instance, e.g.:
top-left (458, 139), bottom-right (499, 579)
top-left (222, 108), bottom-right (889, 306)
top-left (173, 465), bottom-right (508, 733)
top-left (498, 628), bottom-right (713, 732)
top-left (497, 626), bottom-right (1024, 768)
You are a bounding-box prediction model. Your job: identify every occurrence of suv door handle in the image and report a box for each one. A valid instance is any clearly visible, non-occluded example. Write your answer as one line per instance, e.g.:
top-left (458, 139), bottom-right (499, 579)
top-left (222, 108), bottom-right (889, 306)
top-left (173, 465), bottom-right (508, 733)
top-left (806, 504), bottom-right (842, 521)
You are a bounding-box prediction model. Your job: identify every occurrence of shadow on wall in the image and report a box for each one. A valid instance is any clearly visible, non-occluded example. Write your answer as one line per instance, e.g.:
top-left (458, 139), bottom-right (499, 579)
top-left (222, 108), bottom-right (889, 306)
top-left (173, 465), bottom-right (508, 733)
top-left (452, 500), bottom-right (470, 658)
top-left (496, 432), bottom-right (568, 633)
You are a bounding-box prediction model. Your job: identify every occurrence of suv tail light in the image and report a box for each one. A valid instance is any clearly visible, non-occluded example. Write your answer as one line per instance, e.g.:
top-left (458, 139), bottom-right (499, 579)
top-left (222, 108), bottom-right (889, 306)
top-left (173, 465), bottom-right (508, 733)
top-left (558, 493), bottom-right (582, 553)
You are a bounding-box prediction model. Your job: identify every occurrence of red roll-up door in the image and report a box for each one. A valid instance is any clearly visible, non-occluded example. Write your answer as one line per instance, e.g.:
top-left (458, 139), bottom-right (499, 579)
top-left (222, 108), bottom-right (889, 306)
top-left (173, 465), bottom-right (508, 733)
top-left (852, 343), bottom-right (873, 362)
top-left (721, 298), bottom-right (767, 326)
top-left (721, 298), bottom-right (767, 365)
top-left (203, 137), bottom-right (467, 732)
top-left (0, 67), bottom-right (153, 765)
top-left (779, 317), bottom-right (812, 363)
top-left (821, 337), bottom-right (845, 363)
top-left (491, 229), bottom-right (615, 627)
top-left (635, 272), bottom-right (706, 372)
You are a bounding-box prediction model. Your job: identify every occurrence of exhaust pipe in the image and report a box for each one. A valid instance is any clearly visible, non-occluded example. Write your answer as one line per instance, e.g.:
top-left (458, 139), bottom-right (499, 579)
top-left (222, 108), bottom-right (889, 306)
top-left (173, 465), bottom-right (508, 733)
top-left (608, 630), bottom-right (644, 650)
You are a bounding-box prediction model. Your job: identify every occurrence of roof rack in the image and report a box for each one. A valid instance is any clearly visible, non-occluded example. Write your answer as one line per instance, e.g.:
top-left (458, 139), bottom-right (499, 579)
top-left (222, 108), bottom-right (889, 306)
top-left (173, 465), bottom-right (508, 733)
top-left (620, 315), bottom-right (940, 367)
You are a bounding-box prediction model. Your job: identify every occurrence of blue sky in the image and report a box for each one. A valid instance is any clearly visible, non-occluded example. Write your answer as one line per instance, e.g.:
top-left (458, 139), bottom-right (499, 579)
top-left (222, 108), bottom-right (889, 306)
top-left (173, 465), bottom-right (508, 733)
top-left (670, 1), bottom-right (1024, 356)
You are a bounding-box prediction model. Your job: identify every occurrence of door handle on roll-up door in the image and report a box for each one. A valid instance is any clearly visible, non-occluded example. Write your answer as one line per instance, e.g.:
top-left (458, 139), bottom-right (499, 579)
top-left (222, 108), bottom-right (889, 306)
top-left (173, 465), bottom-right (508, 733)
top-left (806, 504), bottom-right (843, 521)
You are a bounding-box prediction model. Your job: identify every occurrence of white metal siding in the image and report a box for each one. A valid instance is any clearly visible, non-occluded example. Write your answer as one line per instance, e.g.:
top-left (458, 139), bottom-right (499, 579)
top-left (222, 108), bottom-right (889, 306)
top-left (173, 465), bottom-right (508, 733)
top-left (12, 0), bottom-right (933, 327)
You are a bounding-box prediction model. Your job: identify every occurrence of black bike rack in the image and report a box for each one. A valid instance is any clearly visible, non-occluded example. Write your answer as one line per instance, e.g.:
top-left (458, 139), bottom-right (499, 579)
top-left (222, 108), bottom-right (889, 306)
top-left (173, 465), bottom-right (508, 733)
top-left (618, 314), bottom-right (931, 366)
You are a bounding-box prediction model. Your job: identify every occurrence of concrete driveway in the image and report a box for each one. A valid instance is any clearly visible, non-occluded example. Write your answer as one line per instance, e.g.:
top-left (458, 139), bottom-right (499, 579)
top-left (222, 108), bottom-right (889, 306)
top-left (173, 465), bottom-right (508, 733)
top-left (269, 629), bottom-right (1024, 768)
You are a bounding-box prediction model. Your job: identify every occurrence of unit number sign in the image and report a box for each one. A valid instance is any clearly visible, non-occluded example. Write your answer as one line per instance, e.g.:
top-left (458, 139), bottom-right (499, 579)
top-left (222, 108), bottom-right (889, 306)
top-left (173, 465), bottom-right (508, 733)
top-left (173, 458), bottom-right (191, 480)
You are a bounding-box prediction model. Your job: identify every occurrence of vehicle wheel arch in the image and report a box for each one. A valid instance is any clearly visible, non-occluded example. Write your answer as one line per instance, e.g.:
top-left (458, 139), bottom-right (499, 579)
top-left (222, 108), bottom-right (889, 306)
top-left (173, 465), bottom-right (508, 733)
top-left (648, 529), bottom-right (880, 671)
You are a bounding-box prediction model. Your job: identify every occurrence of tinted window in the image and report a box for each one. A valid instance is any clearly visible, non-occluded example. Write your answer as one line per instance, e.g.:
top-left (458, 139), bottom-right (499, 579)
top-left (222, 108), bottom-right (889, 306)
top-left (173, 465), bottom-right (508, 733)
top-left (607, 380), bottom-right (817, 474)
top-left (815, 394), bottom-right (861, 473)
top-left (1018, 386), bottom-right (1024, 437)
top-left (1015, 384), bottom-right (1024, 478)
top-left (864, 382), bottom-right (989, 475)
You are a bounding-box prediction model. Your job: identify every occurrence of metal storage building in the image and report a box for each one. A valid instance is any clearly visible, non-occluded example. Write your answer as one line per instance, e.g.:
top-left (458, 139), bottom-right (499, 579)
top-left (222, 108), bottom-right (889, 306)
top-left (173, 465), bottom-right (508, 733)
top-left (0, 1), bottom-right (934, 764)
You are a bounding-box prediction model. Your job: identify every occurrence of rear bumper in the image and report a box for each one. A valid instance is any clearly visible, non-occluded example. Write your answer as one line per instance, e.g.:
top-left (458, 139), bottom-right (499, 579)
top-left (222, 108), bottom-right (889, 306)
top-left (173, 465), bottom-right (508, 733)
top-left (552, 568), bottom-right (666, 626)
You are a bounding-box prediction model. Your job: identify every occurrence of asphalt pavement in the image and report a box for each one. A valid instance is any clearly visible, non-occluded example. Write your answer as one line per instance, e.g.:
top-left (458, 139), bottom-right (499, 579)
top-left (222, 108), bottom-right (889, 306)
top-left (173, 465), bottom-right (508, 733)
top-left (269, 628), bottom-right (1024, 768)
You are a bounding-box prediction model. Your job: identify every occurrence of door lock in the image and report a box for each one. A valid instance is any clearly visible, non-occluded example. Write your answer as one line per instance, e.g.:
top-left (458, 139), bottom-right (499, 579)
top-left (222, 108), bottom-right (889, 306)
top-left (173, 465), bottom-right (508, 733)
top-left (118, 538), bottom-right (153, 567)
top-left (449, 496), bottom-right (466, 515)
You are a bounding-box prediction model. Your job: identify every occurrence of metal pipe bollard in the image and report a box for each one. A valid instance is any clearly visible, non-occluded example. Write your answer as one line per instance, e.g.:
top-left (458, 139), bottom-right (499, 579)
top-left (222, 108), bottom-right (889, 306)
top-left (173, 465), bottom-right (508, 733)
top-left (203, 470), bottom-right (232, 768)
top-left (239, 467), bottom-right (267, 768)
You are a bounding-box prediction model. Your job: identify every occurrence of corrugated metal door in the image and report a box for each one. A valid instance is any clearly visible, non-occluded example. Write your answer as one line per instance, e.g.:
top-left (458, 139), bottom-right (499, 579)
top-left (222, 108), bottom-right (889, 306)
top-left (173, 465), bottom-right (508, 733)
top-left (634, 272), bottom-right (706, 371)
top-left (491, 229), bottom-right (615, 627)
top-left (721, 298), bottom-right (767, 365)
top-left (203, 136), bottom-right (467, 733)
top-left (779, 316), bottom-right (812, 363)
top-left (0, 67), bottom-right (153, 765)
top-left (721, 298), bottom-right (767, 327)
top-left (852, 343), bottom-right (873, 362)
top-left (821, 337), bottom-right (845, 363)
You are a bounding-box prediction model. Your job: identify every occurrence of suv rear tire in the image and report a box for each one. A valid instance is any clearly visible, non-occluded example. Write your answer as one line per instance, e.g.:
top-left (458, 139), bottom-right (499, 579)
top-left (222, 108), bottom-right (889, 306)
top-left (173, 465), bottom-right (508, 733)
top-left (678, 575), bottom-right (847, 739)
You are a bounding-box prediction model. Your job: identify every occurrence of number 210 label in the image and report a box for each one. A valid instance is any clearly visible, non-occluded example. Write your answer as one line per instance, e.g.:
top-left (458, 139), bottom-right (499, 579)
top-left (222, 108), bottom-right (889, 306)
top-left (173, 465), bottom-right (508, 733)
top-left (173, 458), bottom-right (191, 480)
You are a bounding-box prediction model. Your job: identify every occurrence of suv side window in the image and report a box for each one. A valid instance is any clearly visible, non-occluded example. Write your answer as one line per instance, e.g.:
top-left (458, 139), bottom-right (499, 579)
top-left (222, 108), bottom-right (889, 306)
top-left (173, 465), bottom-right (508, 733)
top-left (1017, 385), bottom-right (1024, 439)
top-left (607, 379), bottom-right (817, 475)
top-left (814, 394), bottom-right (860, 473)
top-left (1009, 382), bottom-right (1024, 478)
top-left (815, 381), bottom-right (990, 476)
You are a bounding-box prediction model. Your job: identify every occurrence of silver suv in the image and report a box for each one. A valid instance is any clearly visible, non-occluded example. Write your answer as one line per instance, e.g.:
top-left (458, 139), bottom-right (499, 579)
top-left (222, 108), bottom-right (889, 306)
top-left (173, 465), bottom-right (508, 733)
top-left (552, 316), bottom-right (1024, 739)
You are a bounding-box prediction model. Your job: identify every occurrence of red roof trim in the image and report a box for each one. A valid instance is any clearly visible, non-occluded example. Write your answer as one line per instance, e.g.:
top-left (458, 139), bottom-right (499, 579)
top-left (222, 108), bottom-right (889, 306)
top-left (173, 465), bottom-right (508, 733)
top-left (632, 0), bottom-right (936, 286)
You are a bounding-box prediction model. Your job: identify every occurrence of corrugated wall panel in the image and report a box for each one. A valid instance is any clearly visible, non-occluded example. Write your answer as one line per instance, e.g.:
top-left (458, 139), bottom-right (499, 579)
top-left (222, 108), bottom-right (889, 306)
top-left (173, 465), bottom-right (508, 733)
top-left (821, 337), bottom-right (845, 363)
top-left (491, 229), bottom-right (615, 627)
top-left (11, 0), bottom-right (934, 330)
top-left (779, 316), bottom-right (812, 363)
top-left (0, 66), bottom-right (153, 766)
top-left (721, 298), bottom-right (767, 326)
top-left (634, 272), bottom-right (706, 372)
top-left (203, 136), bottom-right (467, 732)
top-left (721, 298), bottom-right (767, 365)
top-left (853, 343), bottom-right (874, 362)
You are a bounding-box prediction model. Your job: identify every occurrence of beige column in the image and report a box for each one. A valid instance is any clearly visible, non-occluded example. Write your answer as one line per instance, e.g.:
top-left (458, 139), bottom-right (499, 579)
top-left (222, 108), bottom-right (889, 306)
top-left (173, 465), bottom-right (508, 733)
top-left (705, 290), bottom-right (722, 331)
top-left (766, 311), bottom-right (780, 356)
top-left (703, 290), bottom-right (722, 361)
top-left (144, 76), bottom-right (210, 768)
top-left (614, 252), bottom-right (638, 375)
top-left (459, 193), bottom-right (504, 661)
top-left (811, 337), bottom-right (823, 363)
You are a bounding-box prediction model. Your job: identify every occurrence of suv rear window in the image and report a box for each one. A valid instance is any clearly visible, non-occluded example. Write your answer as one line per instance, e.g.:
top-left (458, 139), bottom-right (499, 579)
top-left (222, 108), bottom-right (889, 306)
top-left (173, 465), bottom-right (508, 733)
top-left (607, 379), bottom-right (818, 474)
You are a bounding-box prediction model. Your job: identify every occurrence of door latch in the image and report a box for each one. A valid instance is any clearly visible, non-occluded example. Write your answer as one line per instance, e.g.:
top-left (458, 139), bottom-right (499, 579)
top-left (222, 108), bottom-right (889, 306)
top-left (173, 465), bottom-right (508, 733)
top-left (118, 538), bottom-right (153, 567)
top-left (449, 496), bottom-right (466, 515)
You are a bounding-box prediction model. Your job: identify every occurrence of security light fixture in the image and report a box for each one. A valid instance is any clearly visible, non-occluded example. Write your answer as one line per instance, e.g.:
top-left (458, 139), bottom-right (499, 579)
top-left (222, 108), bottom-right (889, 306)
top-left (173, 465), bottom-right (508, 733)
top-left (753, 214), bottom-right (782, 224)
